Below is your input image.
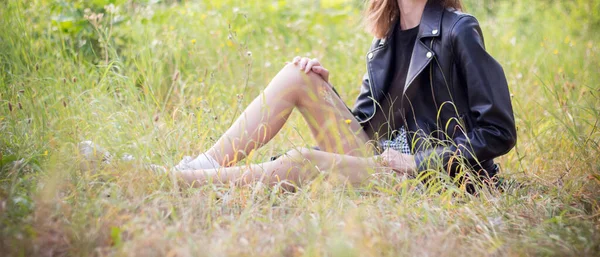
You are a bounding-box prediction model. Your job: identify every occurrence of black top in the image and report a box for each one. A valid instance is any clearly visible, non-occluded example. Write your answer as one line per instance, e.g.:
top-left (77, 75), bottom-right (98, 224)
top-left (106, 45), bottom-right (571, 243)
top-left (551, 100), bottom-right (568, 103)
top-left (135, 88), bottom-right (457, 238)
top-left (364, 25), bottom-right (419, 141)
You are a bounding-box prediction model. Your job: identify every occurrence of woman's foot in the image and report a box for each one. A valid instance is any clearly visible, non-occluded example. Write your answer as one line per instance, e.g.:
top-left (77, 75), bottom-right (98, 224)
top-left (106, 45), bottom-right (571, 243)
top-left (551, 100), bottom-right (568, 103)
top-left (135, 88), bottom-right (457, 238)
top-left (173, 153), bottom-right (221, 171)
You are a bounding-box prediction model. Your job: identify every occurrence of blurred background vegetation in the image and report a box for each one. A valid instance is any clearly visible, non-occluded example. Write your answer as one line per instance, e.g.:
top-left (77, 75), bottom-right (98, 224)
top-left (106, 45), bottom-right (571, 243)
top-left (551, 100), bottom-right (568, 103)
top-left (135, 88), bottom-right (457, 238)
top-left (1, 0), bottom-right (599, 256)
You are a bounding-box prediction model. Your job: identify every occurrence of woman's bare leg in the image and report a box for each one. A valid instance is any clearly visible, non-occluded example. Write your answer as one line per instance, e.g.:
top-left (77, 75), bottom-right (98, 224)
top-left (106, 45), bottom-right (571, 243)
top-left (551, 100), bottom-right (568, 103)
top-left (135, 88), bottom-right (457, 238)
top-left (205, 63), bottom-right (370, 166)
top-left (178, 148), bottom-right (387, 188)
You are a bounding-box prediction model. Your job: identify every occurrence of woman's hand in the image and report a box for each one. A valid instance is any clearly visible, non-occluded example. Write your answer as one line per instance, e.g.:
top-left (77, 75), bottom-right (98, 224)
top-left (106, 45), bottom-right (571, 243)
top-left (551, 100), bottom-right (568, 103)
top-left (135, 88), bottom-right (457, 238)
top-left (292, 56), bottom-right (330, 83)
top-left (379, 148), bottom-right (417, 176)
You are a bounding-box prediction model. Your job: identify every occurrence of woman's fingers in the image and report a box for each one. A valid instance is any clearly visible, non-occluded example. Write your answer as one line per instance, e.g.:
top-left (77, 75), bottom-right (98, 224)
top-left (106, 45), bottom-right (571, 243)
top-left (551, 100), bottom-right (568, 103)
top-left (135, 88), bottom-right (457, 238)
top-left (292, 56), bottom-right (301, 64)
top-left (304, 58), bottom-right (320, 73)
top-left (311, 66), bottom-right (329, 82)
top-left (299, 57), bottom-right (310, 70)
top-left (290, 56), bottom-right (328, 82)
top-left (291, 56), bottom-right (321, 71)
top-left (381, 148), bottom-right (409, 173)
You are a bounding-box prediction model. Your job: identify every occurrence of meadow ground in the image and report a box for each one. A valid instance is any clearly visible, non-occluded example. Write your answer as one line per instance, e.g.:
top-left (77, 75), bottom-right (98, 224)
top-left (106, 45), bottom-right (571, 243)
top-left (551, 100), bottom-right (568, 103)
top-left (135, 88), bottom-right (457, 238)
top-left (1, 0), bottom-right (599, 256)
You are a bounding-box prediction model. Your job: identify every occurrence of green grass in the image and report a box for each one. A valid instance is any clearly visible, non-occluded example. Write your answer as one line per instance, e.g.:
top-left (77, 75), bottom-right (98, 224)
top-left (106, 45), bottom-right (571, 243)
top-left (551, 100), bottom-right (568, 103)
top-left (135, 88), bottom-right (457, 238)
top-left (1, 0), bottom-right (599, 256)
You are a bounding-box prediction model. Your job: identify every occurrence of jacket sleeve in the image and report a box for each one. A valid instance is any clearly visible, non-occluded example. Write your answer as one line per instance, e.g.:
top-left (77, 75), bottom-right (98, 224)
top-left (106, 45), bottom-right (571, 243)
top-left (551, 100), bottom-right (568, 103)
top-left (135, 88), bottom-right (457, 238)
top-left (351, 71), bottom-right (373, 120)
top-left (414, 16), bottom-right (517, 176)
top-left (351, 38), bottom-right (381, 121)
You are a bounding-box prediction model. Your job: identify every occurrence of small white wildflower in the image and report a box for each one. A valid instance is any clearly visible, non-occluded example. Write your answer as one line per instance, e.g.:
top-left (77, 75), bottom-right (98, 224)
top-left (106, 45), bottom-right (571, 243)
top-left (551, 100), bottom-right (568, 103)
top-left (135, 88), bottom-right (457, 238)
top-left (104, 4), bottom-right (115, 14)
top-left (151, 40), bottom-right (162, 47)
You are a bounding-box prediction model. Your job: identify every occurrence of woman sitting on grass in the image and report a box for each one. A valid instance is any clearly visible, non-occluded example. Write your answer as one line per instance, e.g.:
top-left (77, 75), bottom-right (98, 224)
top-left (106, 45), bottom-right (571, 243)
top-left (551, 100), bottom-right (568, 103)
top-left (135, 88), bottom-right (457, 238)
top-left (86, 0), bottom-right (517, 190)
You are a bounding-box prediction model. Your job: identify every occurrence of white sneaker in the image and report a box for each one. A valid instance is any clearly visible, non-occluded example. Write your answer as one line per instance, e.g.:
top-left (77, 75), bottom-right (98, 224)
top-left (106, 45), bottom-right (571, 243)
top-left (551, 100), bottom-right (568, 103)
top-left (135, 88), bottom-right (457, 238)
top-left (173, 153), bottom-right (221, 171)
top-left (79, 141), bottom-right (161, 172)
top-left (78, 141), bottom-right (219, 173)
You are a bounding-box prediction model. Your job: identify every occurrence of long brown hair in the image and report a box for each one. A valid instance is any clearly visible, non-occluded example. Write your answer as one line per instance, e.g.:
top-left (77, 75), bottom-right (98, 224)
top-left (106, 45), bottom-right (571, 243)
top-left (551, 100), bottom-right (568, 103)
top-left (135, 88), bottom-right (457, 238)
top-left (365, 0), bottom-right (463, 38)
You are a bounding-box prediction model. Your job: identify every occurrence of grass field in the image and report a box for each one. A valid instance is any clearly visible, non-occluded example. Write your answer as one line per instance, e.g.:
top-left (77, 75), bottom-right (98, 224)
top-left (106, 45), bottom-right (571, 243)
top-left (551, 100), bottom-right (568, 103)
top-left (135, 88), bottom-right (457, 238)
top-left (1, 0), bottom-right (599, 256)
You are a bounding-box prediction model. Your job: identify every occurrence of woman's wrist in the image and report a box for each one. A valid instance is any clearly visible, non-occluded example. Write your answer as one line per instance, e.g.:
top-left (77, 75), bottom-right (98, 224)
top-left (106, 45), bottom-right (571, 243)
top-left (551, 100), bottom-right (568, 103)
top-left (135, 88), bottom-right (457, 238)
top-left (373, 150), bottom-right (417, 176)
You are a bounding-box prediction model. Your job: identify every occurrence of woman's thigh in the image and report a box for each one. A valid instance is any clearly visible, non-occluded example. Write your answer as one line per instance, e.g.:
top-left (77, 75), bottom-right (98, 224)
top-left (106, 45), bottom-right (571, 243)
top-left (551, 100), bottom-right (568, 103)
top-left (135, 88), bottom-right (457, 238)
top-left (294, 148), bottom-right (383, 185)
top-left (290, 70), bottom-right (371, 156)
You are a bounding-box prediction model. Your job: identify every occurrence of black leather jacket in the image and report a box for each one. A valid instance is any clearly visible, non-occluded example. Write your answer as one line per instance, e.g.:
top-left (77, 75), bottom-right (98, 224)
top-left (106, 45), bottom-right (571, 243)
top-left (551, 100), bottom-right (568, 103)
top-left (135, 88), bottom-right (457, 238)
top-left (352, 1), bottom-right (517, 178)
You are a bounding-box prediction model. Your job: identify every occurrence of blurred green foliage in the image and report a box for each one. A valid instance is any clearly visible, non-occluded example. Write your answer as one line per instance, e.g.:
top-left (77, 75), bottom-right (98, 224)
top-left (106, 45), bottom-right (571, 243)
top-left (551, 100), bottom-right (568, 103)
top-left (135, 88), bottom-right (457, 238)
top-left (37, 0), bottom-right (600, 64)
top-left (50, 0), bottom-right (130, 61)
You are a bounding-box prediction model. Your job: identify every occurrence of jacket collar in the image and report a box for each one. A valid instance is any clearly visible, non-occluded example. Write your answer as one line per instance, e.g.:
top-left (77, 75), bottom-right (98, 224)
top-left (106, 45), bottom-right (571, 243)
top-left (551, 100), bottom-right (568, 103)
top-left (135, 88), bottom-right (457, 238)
top-left (379, 0), bottom-right (444, 46)
top-left (402, 1), bottom-right (445, 94)
top-left (417, 0), bottom-right (444, 39)
top-left (364, 1), bottom-right (446, 106)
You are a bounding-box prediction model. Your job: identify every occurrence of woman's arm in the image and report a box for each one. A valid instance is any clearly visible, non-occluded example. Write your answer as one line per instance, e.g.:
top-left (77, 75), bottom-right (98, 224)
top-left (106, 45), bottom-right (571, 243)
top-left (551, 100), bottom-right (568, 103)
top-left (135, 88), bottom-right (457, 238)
top-left (352, 38), bottom-right (382, 122)
top-left (352, 72), bottom-right (374, 121)
top-left (414, 16), bottom-right (517, 175)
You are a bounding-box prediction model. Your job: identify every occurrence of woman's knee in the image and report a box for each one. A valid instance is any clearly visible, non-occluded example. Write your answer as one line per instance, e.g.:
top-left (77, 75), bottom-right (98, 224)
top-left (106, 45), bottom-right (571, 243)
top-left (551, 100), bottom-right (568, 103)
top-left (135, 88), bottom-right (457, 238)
top-left (278, 63), bottom-right (327, 91)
